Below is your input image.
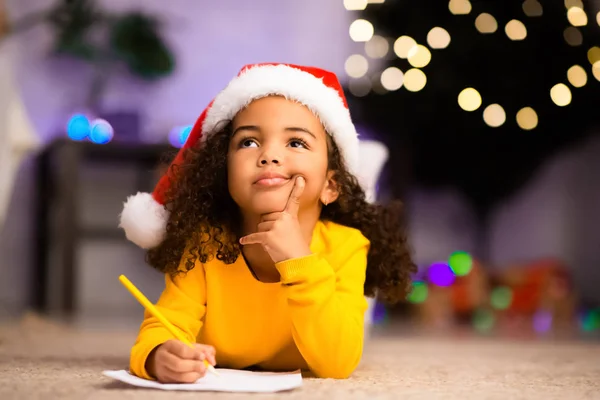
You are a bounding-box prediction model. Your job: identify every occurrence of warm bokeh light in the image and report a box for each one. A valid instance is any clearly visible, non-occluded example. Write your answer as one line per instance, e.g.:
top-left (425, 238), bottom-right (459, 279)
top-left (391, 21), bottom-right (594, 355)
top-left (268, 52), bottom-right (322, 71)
top-left (393, 35), bottom-right (417, 59)
top-left (403, 68), bottom-right (427, 92)
top-left (567, 7), bottom-right (587, 27)
top-left (408, 45), bottom-right (432, 68)
top-left (368, 0), bottom-right (385, 3)
top-left (563, 27), bottom-right (583, 46)
top-left (597, 11), bottom-right (600, 27)
top-left (588, 47), bottom-right (600, 65)
top-left (483, 104), bottom-right (506, 127)
top-left (449, 0), bottom-right (471, 15)
top-left (564, 0), bottom-right (583, 8)
top-left (345, 54), bottom-right (369, 78)
top-left (593, 62), bottom-right (600, 82)
top-left (505, 20), bottom-right (527, 40)
top-left (371, 72), bottom-right (388, 95)
top-left (380, 67), bottom-right (404, 91)
top-left (567, 65), bottom-right (587, 87)
top-left (458, 88), bottom-right (482, 111)
top-left (427, 27), bottom-right (451, 49)
top-left (516, 107), bottom-right (538, 130)
top-left (344, 0), bottom-right (368, 10)
top-left (349, 19), bottom-right (374, 42)
top-left (348, 76), bottom-right (372, 97)
top-left (475, 13), bottom-right (498, 34)
top-left (365, 35), bottom-right (389, 58)
top-left (522, 0), bottom-right (543, 17)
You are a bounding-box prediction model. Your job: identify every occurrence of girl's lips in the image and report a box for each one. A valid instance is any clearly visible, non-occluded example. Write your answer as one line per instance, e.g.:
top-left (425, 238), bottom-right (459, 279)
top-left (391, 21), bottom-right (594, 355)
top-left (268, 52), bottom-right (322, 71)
top-left (254, 177), bottom-right (290, 187)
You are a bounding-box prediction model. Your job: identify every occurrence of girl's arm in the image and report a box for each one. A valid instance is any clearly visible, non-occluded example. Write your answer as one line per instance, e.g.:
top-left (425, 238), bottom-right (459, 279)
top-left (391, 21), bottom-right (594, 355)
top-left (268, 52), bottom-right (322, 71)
top-left (129, 260), bottom-right (207, 379)
top-left (275, 228), bottom-right (369, 379)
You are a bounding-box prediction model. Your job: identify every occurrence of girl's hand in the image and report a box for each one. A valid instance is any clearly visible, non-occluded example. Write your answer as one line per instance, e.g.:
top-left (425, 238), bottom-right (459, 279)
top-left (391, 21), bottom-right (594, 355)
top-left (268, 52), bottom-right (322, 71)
top-left (146, 340), bottom-right (216, 383)
top-left (240, 176), bottom-right (312, 263)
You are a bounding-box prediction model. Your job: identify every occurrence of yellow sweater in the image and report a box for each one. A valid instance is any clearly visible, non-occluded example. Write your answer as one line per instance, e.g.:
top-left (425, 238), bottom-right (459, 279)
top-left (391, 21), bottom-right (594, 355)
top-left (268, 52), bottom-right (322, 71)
top-left (129, 220), bottom-right (370, 379)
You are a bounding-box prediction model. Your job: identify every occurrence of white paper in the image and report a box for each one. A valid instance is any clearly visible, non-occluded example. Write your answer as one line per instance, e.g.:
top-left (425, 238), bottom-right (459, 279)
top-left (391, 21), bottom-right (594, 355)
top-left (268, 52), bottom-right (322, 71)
top-left (102, 369), bottom-right (303, 393)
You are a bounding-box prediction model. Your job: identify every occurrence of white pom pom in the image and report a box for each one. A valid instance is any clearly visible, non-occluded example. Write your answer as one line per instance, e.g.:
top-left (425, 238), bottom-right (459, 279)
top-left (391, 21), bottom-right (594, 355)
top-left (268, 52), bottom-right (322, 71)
top-left (118, 192), bottom-right (169, 249)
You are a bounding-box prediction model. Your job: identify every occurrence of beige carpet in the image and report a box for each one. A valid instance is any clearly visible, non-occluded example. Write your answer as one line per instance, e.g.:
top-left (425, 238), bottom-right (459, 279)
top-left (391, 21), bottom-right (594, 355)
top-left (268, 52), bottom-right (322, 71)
top-left (1, 313), bottom-right (599, 400)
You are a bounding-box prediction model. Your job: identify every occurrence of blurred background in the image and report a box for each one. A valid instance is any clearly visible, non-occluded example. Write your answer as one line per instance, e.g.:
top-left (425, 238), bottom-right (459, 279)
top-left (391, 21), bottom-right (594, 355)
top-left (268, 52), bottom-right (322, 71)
top-left (1, 0), bottom-right (599, 339)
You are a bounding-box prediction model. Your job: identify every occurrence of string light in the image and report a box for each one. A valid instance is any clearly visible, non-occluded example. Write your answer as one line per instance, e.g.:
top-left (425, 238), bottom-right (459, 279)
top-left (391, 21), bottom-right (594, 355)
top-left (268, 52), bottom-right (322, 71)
top-left (516, 107), bottom-right (538, 130)
top-left (522, 0), bottom-right (543, 17)
top-left (408, 45), bottom-right (432, 68)
top-left (483, 104), bottom-right (506, 127)
top-left (349, 19), bottom-right (374, 42)
top-left (365, 35), bottom-right (389, 58)
top-left (380, 67), bottom-right (404, 91)
top-left (475, 13), bottom-right (498, 34)
top-left (567, 65), bottom-right (587, 88)
top-left (550, 83), bottom-right (572, 107)
top-left (448, 0), bottom-right (471, 15)
top-left (563, 27), bottom-right (583, 46)
top-left (344, 0), bottom-right (368, 11)
top-left (345, 54), bottom-right (369, 78)
top-left (567, 7), bottom-right (587, 27)
top-left (458, 88), bottom-right (482, 111)
top-left (393, 36), bottom-right (417, 59)
top-left (403, 68), bottom-right (427, 92)
top-left (505, 20), bottom-right (527, 40)
top-left (427, 27), bottom-right (451, 49)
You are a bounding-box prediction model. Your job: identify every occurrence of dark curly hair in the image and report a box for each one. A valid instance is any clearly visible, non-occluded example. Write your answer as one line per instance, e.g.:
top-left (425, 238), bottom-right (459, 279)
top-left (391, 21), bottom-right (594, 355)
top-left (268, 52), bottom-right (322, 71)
top-left (147, 122), bottom-right (416, 304)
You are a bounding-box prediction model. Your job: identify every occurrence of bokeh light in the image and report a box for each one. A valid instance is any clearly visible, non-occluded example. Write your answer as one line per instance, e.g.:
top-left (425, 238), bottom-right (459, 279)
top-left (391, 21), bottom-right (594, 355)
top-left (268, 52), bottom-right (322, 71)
top-left (580, 309), bottom-right (600, 332)
top-left (564, 0), bottom-right (583, 8)
top-left (407, 281), bottom-right (428, 304)
top-left (522, 0), bottom-right (543, 17)
top-left (483, 104), bottom-right (506, 127)
top-left (348, 76), bottom-right (372, 97)
top-left (169, 125), bottom-right (193, 148)
top-left (344, 0), bottom-right (368, 10)
top-left (345, 54), bottom-right (370, 78)
top-left (365, 35), bottom-right (390, 58)
top-left (563, 27), bottom-right (582, 46)
top-left (393, 36), bottom-right (417, 59)
top-left (516, 107), bottom-right (538, 130)
top-left (475, 13), bottom-right (498, 34)
top-left (550, 83), bottom-right (572, 106)
top-left (89, 119), bottom-right (114, 144)
top-left (449, 0), bottom-right (471, 15)
top-left (427, 27), bottom-right (451, 49)
top-left (373, 301), bottom-right (389, 324)
top-left (490, 286), bottom-right (513, 310)
top-left (472, 309), bottom-right (495, 333)
top-left (403, 68), bottom-right (427, 92)
top-left (380, 67), bottom-right (404, 91)
top-left (567, 7), bottom-right (587, 27)
top-left (428, 262), bottom-right (455, 287)
top-left (349, 19), bottom-right (374, 42)
top-left (448, 251), bottom-right (473, 276)
top-left (458, 88), bottom-right (482, 111)
top-left (588, 47), bottom-right (600, 65)
top-left (408, 45), bottom-right (432, 68)
top-left (533, 310), bottom-right (553, 334)
top-left (66, 113), bottom-right (91, 141)
top-left (567, 65), bottom-right (587, 87)
top-left (505, 20), bottom-right (527, 41)
top-left (593, 62), bottom-right (600, 81)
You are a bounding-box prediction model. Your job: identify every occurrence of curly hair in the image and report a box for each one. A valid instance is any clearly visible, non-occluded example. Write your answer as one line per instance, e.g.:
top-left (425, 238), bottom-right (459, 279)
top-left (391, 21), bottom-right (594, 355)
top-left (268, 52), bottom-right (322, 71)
top-left (147, 122), bottom-right (416, 304)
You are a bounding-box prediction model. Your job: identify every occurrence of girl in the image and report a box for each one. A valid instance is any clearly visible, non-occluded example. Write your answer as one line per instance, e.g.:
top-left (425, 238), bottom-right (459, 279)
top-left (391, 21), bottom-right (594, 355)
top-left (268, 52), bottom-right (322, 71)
top-left (119, 63), bottom-right (415, 382)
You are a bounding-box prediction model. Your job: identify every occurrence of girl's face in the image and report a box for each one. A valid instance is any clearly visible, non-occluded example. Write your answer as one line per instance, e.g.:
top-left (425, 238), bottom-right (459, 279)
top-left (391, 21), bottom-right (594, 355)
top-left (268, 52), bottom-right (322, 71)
top-left (227, 96), bottom-right (337, 217)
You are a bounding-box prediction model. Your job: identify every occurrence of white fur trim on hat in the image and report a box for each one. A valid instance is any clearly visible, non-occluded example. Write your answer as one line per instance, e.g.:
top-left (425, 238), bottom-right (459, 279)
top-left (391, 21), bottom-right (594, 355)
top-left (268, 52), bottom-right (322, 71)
top-left (119, 192), bottom-right (169, 249)
top-left (201, 64), bottom-right (360, 174)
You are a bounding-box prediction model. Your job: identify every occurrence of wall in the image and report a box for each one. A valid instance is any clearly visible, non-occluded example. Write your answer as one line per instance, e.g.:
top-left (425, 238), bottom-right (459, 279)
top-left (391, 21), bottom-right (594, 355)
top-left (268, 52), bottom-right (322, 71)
top-left (0, 0), bottom-right (358, 318)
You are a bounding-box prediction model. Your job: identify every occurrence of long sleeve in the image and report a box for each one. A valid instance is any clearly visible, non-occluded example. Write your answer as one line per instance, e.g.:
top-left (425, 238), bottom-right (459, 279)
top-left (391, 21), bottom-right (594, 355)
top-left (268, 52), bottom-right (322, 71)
top-left (129, 258), bottom-right (207, 379)
top-left (275, 229), bottom-right (369, 379)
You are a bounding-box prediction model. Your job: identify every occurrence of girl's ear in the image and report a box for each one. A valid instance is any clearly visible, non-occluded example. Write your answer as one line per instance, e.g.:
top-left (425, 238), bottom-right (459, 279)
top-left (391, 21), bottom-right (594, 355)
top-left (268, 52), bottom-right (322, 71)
top-left (320, 170), bottom-right (340, 206)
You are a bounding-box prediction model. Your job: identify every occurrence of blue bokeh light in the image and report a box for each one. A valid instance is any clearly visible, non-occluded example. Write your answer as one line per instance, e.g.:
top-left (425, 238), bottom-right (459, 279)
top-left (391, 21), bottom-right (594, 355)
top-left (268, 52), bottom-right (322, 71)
top-left (169, 125), bottom-right (193, 148)
top-left (90, 119), bottom-right (114, 144)
top-left (67, 114), bottom-right (91, 140)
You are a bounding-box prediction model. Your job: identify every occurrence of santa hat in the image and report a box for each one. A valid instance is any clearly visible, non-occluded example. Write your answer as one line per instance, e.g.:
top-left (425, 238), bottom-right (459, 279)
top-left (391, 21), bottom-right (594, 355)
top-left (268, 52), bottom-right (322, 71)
top-left (119, 62), bottom-right (360, 249)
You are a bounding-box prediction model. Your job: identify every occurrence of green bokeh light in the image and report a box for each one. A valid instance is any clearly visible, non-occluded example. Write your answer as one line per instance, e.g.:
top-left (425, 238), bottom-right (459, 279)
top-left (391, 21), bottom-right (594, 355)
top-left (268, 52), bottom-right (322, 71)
top-left (490, 286), bottom-right (513, 310)
top-left (407, 281), bottom-right (428, 304)
top-left (581, 309), bottom-right (600, 332)
top-left (448, 251), bottom-right (473, 276)
top-left (472, 308), bottom-right (495, 333)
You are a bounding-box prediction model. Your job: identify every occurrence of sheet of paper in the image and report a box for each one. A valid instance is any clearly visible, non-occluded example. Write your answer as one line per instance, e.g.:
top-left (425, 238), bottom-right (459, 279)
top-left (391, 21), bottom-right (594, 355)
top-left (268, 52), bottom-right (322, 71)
top-left (102, 368), bottom-right (303, 393)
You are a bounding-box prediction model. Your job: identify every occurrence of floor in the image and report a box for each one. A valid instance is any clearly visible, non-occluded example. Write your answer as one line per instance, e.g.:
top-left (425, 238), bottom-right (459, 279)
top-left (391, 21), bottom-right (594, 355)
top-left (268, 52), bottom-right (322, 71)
top-left (1, 312), bottom-right (599, 400)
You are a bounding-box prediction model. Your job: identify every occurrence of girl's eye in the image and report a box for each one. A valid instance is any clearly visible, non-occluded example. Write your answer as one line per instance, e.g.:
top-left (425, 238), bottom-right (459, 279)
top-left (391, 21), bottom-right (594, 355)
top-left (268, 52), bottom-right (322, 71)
top-left (240, 138), bottom-right (258, 148)
top-left (289, 138), bottom-right (308, 149)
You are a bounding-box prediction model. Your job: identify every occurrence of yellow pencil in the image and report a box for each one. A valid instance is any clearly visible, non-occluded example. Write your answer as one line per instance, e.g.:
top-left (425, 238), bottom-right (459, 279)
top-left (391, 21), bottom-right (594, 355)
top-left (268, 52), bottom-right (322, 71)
top-left (118, 274), bottom-right (220, 377)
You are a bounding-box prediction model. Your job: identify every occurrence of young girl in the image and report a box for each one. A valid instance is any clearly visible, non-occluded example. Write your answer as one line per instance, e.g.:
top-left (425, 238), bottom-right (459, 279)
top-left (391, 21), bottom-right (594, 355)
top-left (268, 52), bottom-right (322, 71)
top-left (119, 63), bottom-right (415, 382)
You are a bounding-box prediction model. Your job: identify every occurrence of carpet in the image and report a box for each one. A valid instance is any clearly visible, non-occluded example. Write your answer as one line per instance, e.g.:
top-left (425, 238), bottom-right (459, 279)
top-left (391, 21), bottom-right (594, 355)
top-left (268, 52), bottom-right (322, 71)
top-left (1, 312), bottom-right (599, 399)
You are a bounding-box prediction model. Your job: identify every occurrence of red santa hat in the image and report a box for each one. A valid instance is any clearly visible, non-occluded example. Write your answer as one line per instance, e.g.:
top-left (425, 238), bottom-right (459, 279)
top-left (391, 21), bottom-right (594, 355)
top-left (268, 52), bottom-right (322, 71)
top-left (119, 62), bottom-right (360, 249)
